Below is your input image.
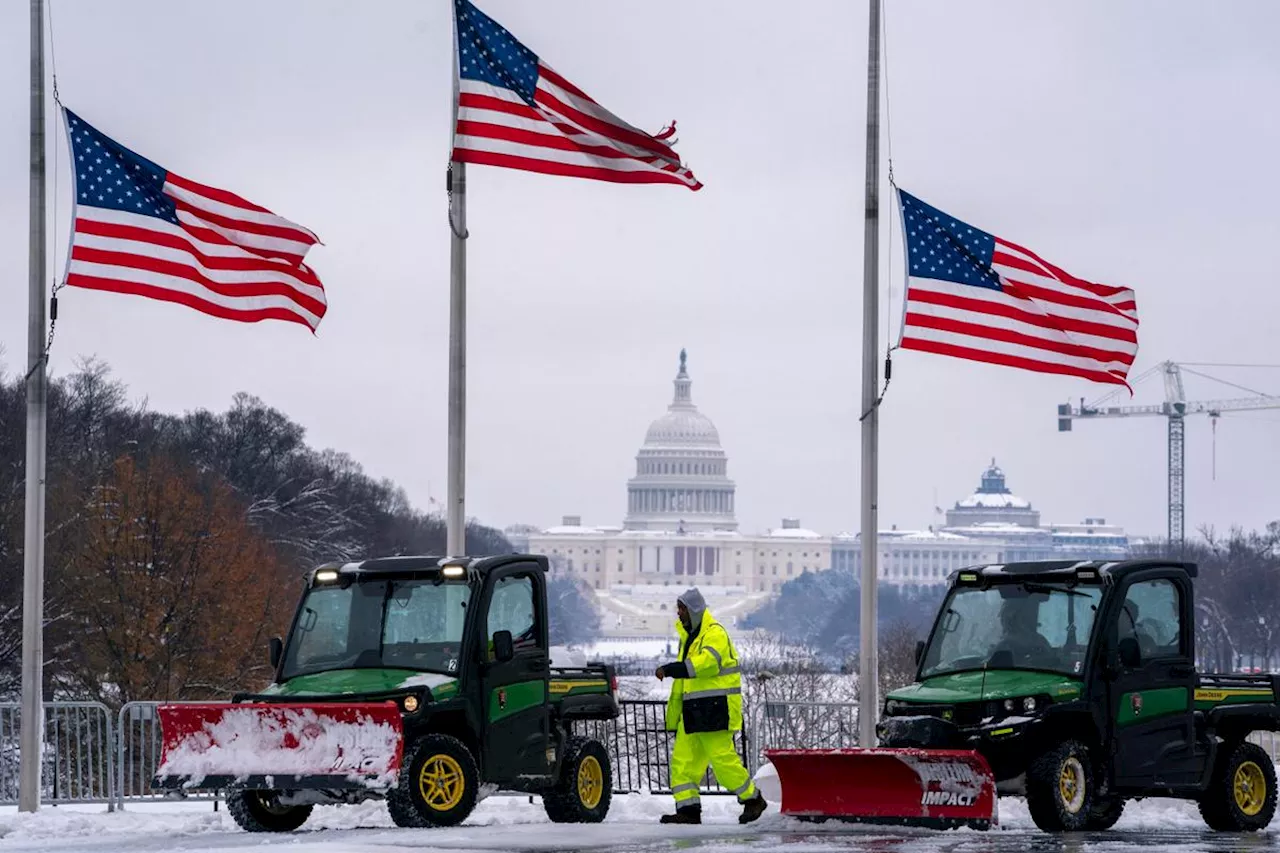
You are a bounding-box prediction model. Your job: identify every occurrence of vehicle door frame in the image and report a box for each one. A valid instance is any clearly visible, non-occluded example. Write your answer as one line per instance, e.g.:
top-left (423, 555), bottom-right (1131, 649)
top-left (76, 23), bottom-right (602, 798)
top-left (472, 562), bottom-right (551, 782)
top-left (1100, 566), bottom-right (1200, 790)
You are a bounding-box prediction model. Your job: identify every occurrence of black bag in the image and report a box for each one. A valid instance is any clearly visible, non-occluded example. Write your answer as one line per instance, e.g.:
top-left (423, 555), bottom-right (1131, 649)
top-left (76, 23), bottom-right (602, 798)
top-left (682, 694), bottom-right (730, 733)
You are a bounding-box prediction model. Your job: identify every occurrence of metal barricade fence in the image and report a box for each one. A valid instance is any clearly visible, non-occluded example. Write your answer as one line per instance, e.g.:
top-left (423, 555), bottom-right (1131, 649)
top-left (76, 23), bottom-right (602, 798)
top-left (116, 701), bottom-right (220, 810)
top-left (1249, 730), bottom-right (1280, 762)
top-left (0, 702), bottom-right (115, 808)
top-left (574, 700), bottom-right (749, 795)
top-left (748, 699), bottom-right (859, 771)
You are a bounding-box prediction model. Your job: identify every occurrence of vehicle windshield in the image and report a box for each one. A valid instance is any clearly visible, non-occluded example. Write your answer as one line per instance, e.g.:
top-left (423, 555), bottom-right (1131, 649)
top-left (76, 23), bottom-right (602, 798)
top-left (281, 578), bottom-right (471, 680)
top-left (920, 580), bottom-right (1103, 679)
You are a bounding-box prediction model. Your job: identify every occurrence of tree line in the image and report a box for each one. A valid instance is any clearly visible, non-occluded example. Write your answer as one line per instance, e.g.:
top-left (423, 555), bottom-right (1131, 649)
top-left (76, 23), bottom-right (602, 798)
top-left (1136, 525), bottom-right (1280, 672)
top-left (0, 359), bottom-right (513, 708)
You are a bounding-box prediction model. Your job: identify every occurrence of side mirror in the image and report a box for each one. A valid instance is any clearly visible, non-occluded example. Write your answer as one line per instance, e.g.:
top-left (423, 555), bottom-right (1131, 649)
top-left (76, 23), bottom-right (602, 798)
top-left (268, 637), bottom-right (283, 669)
top-left (1118, 636), bottom-right (1142, 670)
top-left (493, 630), bottom-right (515, 664)
top-left (914, 640), bottom-right (925, 666)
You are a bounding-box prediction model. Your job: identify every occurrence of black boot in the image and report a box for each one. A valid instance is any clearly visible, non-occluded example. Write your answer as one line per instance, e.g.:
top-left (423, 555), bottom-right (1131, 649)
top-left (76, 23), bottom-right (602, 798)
top-left (660, 804), bottom-right (702, 824)
top-left (739, 792), bottom-right (767, 824)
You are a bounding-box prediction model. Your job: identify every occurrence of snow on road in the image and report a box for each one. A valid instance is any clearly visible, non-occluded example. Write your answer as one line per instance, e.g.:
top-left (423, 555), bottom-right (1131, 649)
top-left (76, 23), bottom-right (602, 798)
top-left (0, 794), bottom-right (1273, 853)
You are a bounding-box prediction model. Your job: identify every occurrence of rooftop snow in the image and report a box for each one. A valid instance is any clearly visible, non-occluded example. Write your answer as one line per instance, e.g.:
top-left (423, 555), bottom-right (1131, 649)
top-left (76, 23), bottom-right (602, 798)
top-left (955, 492), bottom-right (1032, 509)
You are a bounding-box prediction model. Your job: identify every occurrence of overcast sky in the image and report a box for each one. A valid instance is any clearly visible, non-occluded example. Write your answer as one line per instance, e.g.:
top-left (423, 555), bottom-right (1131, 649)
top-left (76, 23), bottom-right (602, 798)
top-left (2, 1), bottom-right (1278, 542)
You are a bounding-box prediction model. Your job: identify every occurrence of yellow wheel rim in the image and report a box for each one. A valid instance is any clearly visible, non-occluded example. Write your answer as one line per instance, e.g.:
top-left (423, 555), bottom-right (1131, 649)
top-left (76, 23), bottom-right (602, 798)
top-left (1234, 761), bottom-right (1267, 816)
top-left (577, 755), bottom-right (603, 810)
top-left (418, 754), bottom-right (466, 812)
top-left (1059, 757), bottom-right (1086, 814)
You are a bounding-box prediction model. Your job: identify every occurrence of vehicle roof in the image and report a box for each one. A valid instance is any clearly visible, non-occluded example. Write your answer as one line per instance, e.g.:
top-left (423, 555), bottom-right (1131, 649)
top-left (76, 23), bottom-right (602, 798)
top-left (313, 553), bottom-right (549, 576)
top-left (965, 558), bottom-right (1197, 580)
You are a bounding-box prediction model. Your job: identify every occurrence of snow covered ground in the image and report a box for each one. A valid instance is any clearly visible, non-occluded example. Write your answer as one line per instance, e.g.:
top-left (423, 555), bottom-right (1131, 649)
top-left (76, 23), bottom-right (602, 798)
top-left (0, 793), bottom-right (1273, 852)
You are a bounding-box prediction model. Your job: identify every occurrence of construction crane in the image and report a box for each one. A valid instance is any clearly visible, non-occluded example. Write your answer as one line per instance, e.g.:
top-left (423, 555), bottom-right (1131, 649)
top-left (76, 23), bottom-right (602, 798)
top-left (1057, 361), bottom-right (1280, 546)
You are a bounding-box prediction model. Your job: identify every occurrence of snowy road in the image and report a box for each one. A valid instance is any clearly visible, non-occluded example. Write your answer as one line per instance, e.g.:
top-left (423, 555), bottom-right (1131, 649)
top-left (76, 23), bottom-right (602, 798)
top-left (1, 795), bottom-right (1276, 853)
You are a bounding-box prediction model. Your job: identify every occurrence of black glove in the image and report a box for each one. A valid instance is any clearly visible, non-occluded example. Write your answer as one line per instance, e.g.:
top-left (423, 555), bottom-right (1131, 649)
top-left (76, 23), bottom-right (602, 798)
top-left (657, 661), bottom-right (688, 679)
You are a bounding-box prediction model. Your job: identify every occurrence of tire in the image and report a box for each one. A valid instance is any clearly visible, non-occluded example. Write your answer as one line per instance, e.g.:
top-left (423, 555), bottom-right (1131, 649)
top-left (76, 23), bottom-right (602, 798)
top-left (386, 734), bottom-right (480, 828)
top-left (1026, 739), bottom-right (1095, 832)
top-left (226, 790), bottom-right (313, 833)
top-left (1086, 796), bottom-right (1125, 830)
top-left (543, 736), bottom-right (612, 823)
top-left (1198, 741), bottom-right (1277, 831)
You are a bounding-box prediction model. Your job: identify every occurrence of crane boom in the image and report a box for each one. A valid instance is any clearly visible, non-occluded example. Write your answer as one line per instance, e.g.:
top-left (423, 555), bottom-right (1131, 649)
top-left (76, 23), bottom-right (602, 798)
top-left (1058, 394), bottom-right (1280, 422)
top-left (1056, 361), bottom-right (1280, 546)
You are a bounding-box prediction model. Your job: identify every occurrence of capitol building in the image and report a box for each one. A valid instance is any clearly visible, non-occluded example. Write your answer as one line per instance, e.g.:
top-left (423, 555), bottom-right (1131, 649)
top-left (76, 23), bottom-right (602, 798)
top-left (510, 351), bottom-right (1129, 637)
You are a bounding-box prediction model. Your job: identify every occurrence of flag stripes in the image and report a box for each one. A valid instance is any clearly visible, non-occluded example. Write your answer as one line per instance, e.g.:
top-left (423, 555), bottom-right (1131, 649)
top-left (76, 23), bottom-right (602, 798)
top-left (63, 108), bottom-right (326, 331)
top-left (897, 189), bottom-right (1138, 388)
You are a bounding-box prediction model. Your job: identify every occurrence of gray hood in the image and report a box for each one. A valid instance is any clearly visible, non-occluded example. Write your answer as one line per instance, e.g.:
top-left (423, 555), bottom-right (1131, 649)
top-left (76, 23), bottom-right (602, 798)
top-left (678, 587), bottom-right (707, 630)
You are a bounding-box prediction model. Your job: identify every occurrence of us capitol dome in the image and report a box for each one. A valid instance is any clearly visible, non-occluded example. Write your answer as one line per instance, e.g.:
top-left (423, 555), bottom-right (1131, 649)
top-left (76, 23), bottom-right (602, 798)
top-left (623, 349), bottom-right (737, 532)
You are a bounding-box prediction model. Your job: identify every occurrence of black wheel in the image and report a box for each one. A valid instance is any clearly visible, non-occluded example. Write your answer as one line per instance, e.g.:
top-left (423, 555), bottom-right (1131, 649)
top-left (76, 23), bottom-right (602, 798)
top-left (1199, 741), bottom-right (1277, 831)
top-left (226, 790), bottom-right (313, 833)
top-left (1026, 739), bottom-right (1095, 832)
top-left (386, 734), bottom-right (480, 828)
top-left (543, 736), bottom-right (612, 823)
top-left (1086, 796), bottom-right (1125, 830)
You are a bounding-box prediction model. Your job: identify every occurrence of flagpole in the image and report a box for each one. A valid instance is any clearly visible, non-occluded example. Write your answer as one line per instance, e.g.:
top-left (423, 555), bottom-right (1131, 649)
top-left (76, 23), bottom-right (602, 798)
top-left (858, 0), bottom-right (882, 749)
top-left (446, 6), bottom-right (468, 556)
top-left (20, 0), bottom-right (49, 813)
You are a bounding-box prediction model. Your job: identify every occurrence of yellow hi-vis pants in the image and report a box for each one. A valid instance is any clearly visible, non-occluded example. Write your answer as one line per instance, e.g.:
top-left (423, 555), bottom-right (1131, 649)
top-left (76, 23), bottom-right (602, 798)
top-left (670, 722), bottom-right (756, 808)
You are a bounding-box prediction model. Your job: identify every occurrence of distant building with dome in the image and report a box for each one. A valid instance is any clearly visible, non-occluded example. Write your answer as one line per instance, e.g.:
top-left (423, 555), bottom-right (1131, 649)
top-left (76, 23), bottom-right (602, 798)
top-left (515, 351), bottom-right (1131, 637)
top-left (945, 460), bottom-right (1039, 528)
top-left (522, 352), bottom-right (828, 636)
top-left (831, 461), bottom-right (1130, 586)
top-left (623, 349), bottom-right (737, 533)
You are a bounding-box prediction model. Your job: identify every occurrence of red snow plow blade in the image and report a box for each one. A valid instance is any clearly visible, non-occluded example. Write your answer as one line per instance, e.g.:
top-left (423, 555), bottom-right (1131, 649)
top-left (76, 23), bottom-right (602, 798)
top-left (764, 748), bottom-right (998, 830)
top-left (152, 702), bottom-right (404, 792)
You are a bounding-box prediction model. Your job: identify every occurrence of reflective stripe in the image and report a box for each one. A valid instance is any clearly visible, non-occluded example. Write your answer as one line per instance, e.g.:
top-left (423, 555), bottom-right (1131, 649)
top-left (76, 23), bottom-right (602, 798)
top-left (684, 659), bottom-right (696, 678)
top-left (706, 646), bottom-right (723, 666)
top-left (730, 779), bottom-right (754, 796)
top-left (718, 665), bottom-right (741, 677)
top-left (674, 792), bottom-right (701, 805)
top-left (671, 782), bottom-right (700, 794)
top-left (684, 686), bottom-right (742, 700)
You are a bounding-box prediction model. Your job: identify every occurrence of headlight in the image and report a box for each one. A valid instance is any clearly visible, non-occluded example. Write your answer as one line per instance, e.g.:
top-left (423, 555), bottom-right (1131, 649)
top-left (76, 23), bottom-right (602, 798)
top-left (402, 695), bottom-right (420, 713)
top-left (1023, 696), bottom-right (1037, 713)
top-left (1003, 699), bottom-right (1015, 712)
top-left (885, 700), bottom-right (903, 715)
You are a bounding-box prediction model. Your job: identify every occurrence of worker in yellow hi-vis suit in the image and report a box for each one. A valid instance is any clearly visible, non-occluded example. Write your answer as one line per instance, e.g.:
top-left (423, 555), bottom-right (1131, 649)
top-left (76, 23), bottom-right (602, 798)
top-left (655, 587), bottom-right (767, 825)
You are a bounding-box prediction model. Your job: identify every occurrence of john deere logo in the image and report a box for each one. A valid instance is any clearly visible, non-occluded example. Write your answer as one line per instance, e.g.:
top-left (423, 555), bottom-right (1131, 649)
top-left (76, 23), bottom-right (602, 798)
top-left (498, 689), bottom-right (507, 710)
top-left (1131, 694), bottom-right (1143, 715)
top-left (942, 710), bottom-right (954, 721)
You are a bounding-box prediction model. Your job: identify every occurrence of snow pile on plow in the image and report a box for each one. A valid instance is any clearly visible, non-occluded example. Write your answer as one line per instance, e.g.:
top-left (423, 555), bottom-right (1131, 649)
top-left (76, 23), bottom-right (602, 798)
top-left (763, 748), bottom-right (997, 830)
top-left (152, 703), bottom-right (404, 791)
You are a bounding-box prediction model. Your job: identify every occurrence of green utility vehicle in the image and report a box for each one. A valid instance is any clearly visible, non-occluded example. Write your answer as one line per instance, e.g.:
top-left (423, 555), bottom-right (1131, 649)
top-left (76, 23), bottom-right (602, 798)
top-left (176, 555), bottom-right (620, 833)
top-left (879, 559), bottom-right (1280, 832)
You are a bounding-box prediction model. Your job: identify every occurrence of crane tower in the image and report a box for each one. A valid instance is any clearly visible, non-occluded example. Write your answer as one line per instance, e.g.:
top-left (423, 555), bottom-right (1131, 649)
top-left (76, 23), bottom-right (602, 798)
top-left (1057, 361), bottom-right (1280, 546)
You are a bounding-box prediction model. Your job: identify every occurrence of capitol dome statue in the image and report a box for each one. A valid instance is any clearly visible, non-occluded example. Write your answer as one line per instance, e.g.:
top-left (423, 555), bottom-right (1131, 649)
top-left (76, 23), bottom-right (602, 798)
top-left (623, 350), bottom-right (737, 532)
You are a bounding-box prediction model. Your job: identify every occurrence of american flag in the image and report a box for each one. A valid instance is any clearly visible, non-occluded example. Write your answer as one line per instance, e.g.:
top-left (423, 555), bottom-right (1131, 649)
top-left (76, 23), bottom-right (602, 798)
top-left (897, 189), bottom-right (1138, 388)
top-left (62, 108), bottom-right (327, 331)
top-left (451, 0), bottom-right (700, 190)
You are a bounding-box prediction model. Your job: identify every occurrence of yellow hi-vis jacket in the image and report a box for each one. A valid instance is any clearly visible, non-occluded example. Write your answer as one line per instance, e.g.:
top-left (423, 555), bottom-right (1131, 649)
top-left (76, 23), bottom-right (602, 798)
top-left (664, 609), bottom-right (743, 733)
